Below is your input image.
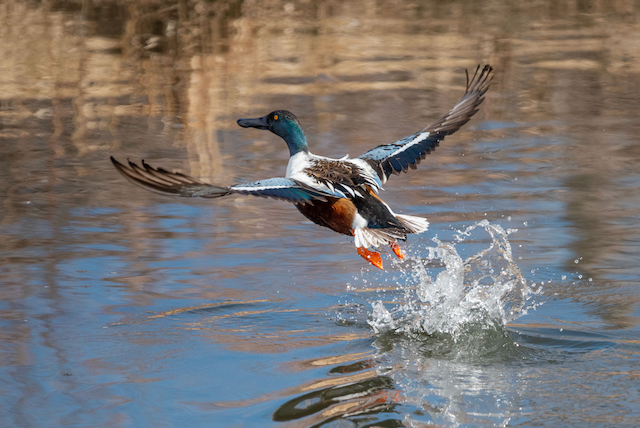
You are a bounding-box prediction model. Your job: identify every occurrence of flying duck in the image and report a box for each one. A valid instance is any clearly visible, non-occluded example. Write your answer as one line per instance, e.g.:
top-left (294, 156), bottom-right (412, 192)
top-left (111, 65), bottom-right (492, 269)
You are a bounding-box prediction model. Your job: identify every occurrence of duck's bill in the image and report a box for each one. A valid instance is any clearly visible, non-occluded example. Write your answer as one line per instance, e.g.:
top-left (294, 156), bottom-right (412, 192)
top-left (237, 115), bottom-right (269, 130)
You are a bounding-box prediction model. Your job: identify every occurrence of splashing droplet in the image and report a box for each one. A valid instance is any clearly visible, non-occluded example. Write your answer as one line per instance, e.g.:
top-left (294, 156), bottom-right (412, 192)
top-left (366, 221), bottom-right (537, 340)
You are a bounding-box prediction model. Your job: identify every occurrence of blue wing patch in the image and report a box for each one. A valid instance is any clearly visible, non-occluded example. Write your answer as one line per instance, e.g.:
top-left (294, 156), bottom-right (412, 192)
top-left (230, 177), bottom-right (333, 203)
top-left (359, 131), bottom-right (437, 179)
top-left (359, 132), bottom-right (431, 163)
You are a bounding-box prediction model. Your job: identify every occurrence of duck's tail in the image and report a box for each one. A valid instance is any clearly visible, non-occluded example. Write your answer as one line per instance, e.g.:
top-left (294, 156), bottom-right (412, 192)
top-left (354, 227), bottom-right (405, 249)
top-left (354, 215), bottom-right (427, 269)
top-left (396, 214), bottom-right (429, 234)
top-left (353, 214), bottom-right (428, 249)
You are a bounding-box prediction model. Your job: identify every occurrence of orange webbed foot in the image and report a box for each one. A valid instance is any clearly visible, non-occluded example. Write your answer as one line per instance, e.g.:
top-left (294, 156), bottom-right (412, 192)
top-left (390, 242), bottom-right (404, 260)
top-left (357, 247), bottom-right (383, 270)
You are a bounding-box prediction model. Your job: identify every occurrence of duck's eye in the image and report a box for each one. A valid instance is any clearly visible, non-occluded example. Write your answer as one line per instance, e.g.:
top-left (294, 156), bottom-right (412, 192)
top-left (274, 114), bottom-right (279, 121)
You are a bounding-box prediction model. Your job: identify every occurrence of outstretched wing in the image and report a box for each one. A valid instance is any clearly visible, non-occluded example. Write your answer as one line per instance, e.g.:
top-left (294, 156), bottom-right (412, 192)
top-left (358, 65), bottom-right (493, 182)
top-left (229, 178), bottom-right (333, 202)
top-left (110, 157), bottom-right (333, 204)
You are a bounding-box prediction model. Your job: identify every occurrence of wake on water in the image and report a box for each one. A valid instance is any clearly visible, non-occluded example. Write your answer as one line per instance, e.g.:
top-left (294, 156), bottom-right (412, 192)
top-left (364, 220), bottom-right (540, 339)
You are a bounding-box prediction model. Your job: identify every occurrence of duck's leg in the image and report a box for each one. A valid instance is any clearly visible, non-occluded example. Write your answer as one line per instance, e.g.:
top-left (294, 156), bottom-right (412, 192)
top-left (389, 242), bottom-right (404, 260)
top-left (357, 247), bottom-right (383, 270)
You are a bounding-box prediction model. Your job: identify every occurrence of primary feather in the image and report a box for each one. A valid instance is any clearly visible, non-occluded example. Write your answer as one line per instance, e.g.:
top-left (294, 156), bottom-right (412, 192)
top-left (359, 64), bottom-right (492, 182)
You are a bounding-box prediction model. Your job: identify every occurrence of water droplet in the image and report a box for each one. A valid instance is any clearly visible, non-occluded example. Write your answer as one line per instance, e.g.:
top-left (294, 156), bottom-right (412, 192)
top-left (366, 221), bottom-right (533, 337)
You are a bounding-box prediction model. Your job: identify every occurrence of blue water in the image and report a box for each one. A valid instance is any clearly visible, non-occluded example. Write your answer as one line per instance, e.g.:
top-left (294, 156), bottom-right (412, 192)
top-left (2, 1), bottom-right (640, 426)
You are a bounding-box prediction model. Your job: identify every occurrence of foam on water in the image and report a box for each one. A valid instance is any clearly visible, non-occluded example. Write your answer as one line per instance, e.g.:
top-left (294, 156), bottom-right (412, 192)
top-left (368, 220), bottom-right (539, 339)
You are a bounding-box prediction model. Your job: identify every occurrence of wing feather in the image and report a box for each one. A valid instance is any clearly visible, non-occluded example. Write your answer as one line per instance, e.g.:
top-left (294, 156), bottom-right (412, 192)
top-left (110, 157), bottom-right (220, 197)
top-left (111, 157), bottom-right (333, 203)
top-left (359, 65), bottom-right (493, 182)
top-left (230, 178), bottom-right (331, 203)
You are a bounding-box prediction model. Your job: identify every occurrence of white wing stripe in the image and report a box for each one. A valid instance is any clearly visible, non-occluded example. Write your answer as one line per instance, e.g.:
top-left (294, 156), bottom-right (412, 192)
top-left (232, 184), bottom-right (291, 191)
top-left (389, 131), bottom-right (430, 158)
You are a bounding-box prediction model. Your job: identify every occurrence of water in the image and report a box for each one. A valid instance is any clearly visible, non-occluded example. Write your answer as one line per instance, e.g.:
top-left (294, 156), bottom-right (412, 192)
top-left (2, 0), bottom-right (640, 426)
top-left (366, 221), bottom-right (535, 337)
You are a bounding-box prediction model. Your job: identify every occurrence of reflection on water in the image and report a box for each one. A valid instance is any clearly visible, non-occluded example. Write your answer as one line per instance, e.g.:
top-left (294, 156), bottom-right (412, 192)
top-left (273, 373), bottom-right (397, 424)
top-left (2, 0), bottom-right (640, 426)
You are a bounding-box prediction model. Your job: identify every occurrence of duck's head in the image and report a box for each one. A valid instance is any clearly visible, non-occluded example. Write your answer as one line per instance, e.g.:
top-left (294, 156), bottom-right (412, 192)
top-left (237, 110), bottom-right (308, 156)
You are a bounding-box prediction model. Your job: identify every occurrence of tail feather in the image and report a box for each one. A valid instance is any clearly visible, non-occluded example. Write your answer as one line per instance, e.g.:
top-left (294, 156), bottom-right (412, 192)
top-left (354, 227), bottom-right (406, 248)
top-left (353, 215), bottom-right (428, 249)
top-left (396, 214), bottom-right (429, 234)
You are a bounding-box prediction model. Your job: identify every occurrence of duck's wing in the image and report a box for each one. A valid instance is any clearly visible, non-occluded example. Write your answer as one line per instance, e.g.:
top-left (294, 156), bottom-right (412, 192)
top-left (358, 65), bottom-right (493, 183)
top-left (111, 157), bottom-right (333, 203)
top-left (296, 156), bottom-right (382, 197)
top-left (229, 178), bottom-right (333, 203)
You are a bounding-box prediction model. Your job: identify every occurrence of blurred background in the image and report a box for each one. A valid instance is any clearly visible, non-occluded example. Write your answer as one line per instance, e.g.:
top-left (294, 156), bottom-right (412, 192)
top-left (2, 0), bottom-right (640, 426)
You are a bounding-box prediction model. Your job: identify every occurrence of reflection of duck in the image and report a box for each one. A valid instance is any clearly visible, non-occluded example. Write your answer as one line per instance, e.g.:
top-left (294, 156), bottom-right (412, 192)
top-left (272, 373), bottom-right (397, 423)
top-left (111, 65), bottom-right (492, 269)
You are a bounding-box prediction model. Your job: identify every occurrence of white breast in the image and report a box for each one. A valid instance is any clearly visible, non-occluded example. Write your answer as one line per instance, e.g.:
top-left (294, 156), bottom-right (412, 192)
top-left (285, 151), bottom-right (311, 178)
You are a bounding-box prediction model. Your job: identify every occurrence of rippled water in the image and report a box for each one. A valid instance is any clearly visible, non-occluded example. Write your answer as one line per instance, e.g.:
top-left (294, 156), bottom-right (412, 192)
top-left (2, 1), bottom-right (640, 426)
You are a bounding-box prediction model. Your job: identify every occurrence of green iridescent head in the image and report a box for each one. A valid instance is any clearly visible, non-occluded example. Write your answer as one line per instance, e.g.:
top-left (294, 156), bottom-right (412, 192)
top-left (237, 110), bottom-right (308, 156)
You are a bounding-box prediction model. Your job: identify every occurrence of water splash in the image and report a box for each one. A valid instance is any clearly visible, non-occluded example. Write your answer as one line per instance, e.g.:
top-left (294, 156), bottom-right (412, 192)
top-left (368, 220), bottom-right (538, 339)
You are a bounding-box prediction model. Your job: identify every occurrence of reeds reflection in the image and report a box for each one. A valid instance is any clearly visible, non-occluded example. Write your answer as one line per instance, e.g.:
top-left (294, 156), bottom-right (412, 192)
top-left (2, 0), bottom-right (640, 426)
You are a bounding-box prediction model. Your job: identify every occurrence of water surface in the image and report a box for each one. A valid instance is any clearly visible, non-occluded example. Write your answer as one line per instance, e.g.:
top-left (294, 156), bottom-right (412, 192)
top-left (2, 1), bottom-right (640, 426)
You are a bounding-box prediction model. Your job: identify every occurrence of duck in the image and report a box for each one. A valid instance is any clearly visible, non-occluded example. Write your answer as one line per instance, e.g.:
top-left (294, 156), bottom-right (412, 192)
top-left (111, 65), bottom-right (492, 269)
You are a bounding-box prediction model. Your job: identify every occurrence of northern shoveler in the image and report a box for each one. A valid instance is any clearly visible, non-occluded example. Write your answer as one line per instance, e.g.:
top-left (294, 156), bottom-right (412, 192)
top-left (111, 65), bottom-right (492, 269)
